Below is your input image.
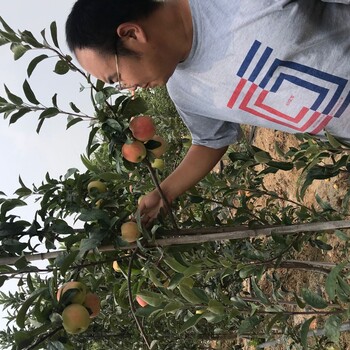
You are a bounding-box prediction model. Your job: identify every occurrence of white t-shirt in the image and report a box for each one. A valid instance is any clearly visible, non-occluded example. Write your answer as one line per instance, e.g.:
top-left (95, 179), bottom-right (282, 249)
top-left (167, 0), bottom-right (350, 148)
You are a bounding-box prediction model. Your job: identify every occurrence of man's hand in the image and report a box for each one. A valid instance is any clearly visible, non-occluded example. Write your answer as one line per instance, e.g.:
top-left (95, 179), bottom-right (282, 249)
top-left (138, 189), bottom-right (169, 227)
top-left (137, 144), bottom-right (228, 226)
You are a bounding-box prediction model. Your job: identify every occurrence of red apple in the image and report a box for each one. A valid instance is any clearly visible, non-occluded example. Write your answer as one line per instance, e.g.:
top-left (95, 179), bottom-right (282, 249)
top-left (122, 141), bottom-right (147, 163)
top-left (129, 115), bottom-right (156, 142)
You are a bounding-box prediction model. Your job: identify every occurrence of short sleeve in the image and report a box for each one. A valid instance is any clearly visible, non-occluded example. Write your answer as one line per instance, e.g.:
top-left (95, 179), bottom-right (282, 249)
top-left (177, 108), bottom-right (242, 149)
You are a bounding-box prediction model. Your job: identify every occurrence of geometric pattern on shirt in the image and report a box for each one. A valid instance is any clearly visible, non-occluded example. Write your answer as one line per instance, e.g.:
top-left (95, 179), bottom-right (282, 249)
top-left (227, 40), bottom-right (350, 134)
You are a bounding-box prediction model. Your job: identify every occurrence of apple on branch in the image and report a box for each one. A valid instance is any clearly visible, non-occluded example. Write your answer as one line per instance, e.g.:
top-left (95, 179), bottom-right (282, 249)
top-left (121, 221), bottom-right (141, 243)
top-left (129, 115), bottom-right (156, 142)
top-left (151, 158), bottom-right (164, 171)
top-left (62, 303), bottom-right (91, 334)
top-left (122, 141), bottom-right (147, 163)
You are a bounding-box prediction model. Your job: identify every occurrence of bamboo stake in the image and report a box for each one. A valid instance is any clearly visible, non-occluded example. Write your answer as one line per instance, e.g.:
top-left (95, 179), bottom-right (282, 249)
top-left (1, 220), bottom-right (349, 266)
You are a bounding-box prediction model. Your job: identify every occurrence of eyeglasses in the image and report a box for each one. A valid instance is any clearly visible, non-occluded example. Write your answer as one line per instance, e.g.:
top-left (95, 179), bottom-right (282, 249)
top-left (114, 53), bottom-right (136, 91)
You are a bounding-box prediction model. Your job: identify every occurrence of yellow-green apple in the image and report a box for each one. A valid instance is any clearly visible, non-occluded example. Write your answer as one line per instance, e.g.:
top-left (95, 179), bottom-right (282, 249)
top-left (87, 180), bottom-right (107, 194)
top-left (136, 295), bottom-right (148, 308)
top-left (62, 303), bottom-right (91, 334)
top-left (151, 158), bottom-right (164, 171)
top-left (121, 221), bottom-right (141, 243)
top-left (122, 141), bottom-right (147, 163)
top-left (83, 292), bottom-right (101, 318)
top-left (129, 115), bottom-right (156, 142)
top-left (57, 281), bottom-right (87, 304)
top-left (149, 135), bottom-right (168, 158)
top-left (112, 260), bottom-right (121, 272)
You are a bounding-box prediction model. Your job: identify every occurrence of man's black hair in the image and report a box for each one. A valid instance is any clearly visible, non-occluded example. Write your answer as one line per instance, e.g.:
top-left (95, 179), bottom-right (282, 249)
top-left (66, 0), bottom-right (162, 56)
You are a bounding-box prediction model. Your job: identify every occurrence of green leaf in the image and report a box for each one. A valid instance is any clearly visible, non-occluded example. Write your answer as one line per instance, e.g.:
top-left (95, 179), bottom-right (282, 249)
top-left (14, 331), bottom-right (36, 350)
top-left (54, 60), bottom-right (69, 75)
top-left (1, 198), bottom-right (27, 219)
top-left (251, 278), bottom-right (271, 306)
top-left (2, 238), bottom-right (27, 255)
top-left (183, 265), bottom-right (202, 277)
top-left (0, 276), bottom-right (8, 287)
top-left (0, 30), bottom-right (21, 43)
top-left (137, 291), bottom-right (164, 307)
top-left (266, 160), bottom-right (294, 171)
top-left (0, 37), bottom-right (8, 46)
top-left (179, 314), bottom-right (203, 333)
top-left (36, 118), bottom-right (45, 134)
top-left (147, 269), bottom-right (163, 287)
top-left (80, 154), bottom-right (100, 172)
top-left (78, 208), bottom-right (110, 223)
top-left (27, 54), bottom-right (48, 77)
top-left (16, 288), bottom-right (47, 328)
top-left (163, 256), bottom-right (188, 273)
top-left (239, 265), bottom-right (260, 279)
top-left (96, 79), bottom-right (105, 91)
top-left (301, 288), bottom-right (328, 309)
top-left (300, 317), bottom-right (316, 349)
top-left (4, 85), bottom-right (23, 105)
top-left (293, 292), bottom-right (306, 308)
top-left (0, 16), bottom-right (15, 33)
top-left (66, 116), bottom-right (83, 129)
top-left (95, 91), bottom-right (106, 104)
top-left (0, 104), bottom-right (16, 115)
top-left (315, 193), bottom-right (333, 211)
top-left (325, 131), bottom-right (343, 149)
top-left (167, 273), bottom-right (185, 290)
top-left (202, 311), bottom-right (225, 324)
top-left (254, 151), bottom-right (271, 164)
top-left (157, 301), bottom-right (183, 318)
top-left (238, 316), bottom-right (261, 334)
top-left (326, 262), bottom-right (348, 301)
top-left (79, 238), bottom-right (101, 253)
top-left (207, 300), bottom-right (225, 315)
top-left (39, 107), bottom-right (59, 119)
top-left (324, 315), bottom-right (341, 343)
top-left (69, 102), bottom-right (80, 113)
top-left (335, 230), bottom-right (350, 241)
top-left (230, 295), bottom-right (249, 310)
top-left (122, 96), bottom-right (148, 118)
top-left (274, 141), bottom-right (285, 157)
top-left (58, 250), bottom-right (79, 277)
top-left (11, 44), bottom-right (30, 60)
top-left (9, 107), bottom-right (31, 124)
top-left (50, 21), bottom-right (59, 48)
top-left (52, 93), bottom-right (58, 107)
top-left (337, 276), bottom-right (350, 297)
top-left (20, 30), bottom-right (44, 48)
top-left (86, 127), bottom-right (99, 158)
top-left (178, 284), bottom-right (203, 304)
top-left (14, 256), bottom-right (29, 270)
top-left (23, 80), bottom-right (40, 105)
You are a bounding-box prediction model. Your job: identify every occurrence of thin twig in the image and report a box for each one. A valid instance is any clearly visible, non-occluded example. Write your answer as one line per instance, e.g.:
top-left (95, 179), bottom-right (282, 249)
top-left (144, 158), bottom-right (179, 232)
top-left (127, 248), bottom-right (152, 349)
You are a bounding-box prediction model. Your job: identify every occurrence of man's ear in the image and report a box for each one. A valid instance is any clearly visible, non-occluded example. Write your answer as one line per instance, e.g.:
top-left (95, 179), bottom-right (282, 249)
top-left (116, 23), bottom-right (147, 44)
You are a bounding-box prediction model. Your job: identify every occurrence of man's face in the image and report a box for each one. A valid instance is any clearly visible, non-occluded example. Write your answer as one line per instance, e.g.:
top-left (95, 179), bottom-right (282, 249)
top-left (75, 47), bottom-right (177, 89)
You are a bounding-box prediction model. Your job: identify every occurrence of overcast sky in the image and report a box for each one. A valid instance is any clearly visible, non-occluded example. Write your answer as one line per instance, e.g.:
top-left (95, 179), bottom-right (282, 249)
top-left (0, 1), bottom-right (94, 332)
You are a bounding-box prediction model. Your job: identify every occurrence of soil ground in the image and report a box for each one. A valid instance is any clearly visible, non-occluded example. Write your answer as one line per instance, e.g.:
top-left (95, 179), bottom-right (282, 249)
top-left (210, 127), bottom-right (350, 350)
